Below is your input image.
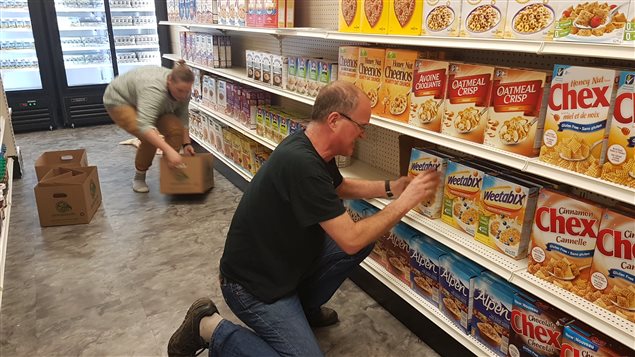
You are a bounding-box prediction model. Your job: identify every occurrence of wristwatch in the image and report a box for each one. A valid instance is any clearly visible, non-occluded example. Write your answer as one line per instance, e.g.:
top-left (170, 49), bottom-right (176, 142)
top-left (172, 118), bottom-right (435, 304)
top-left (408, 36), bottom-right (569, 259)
top-left (182, 143), bottom-right (192, 148)
top-left (385, 180), bottom-right (394, 198)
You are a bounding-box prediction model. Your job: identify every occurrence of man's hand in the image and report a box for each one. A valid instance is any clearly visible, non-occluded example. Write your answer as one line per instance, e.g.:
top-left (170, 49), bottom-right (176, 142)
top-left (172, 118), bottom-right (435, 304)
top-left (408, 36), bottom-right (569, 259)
top-left (397, 170), bottom-right (441, 209)
top-left (183, 144), bottom-right (196, 156)
top-left (164, 147), bottom-right (185, 168)
top-left (388, 176), bottom-right (412, 197)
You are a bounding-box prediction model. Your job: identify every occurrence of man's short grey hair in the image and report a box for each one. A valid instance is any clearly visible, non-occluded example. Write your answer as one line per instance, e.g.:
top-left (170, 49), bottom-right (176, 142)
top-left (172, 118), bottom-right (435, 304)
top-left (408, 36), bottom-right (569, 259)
top-left (311, 81), bottom-right (363, 122)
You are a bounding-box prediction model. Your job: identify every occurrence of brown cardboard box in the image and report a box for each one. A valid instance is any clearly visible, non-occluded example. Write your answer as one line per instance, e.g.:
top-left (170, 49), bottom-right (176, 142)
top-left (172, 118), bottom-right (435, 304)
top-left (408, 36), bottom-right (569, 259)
top-left (160, 153), bottom-right (214, 194)
top-left (34, 149), bottom-right (88, 181)
top-left (34, 166), bottom-right (102, 227)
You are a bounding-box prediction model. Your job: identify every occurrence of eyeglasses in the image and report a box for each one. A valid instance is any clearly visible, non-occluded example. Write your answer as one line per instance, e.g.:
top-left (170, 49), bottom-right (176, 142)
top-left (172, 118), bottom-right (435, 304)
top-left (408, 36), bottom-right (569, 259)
top-left (337, 112), bottom-right (368, 132)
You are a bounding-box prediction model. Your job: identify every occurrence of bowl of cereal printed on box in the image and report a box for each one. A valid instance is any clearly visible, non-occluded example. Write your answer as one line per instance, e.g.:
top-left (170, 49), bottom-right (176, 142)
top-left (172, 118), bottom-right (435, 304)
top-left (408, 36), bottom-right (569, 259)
top-left (465, 4), bottom-right (501, 33)
top-left (512, 3), bottom-right (555, 35)
top-left (426, 5), bottom-right (455, 32)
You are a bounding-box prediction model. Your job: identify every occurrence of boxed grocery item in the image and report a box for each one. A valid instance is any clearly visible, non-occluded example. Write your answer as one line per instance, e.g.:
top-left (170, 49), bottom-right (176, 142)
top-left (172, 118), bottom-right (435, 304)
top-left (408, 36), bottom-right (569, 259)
top-left (561, 322), bottom-right (634, 356)
top-left (236, 0), bottom-right (246, 26)
top-left (339, 0), bottom-right (362, 32)
top-left (504, 0), bottom-right (558, 41)
top-left (442, 63), bottom-right (495, 144)
top-left (286, 56), bottom-right (297, 91)
top-left (260, 0), bottom-right (294, 28)
top-left (191, 68), bottom-right (202, 101)
top-left (271, 54), bottom-right (287, 88)
top-left (252, 52), bottom-right (262, 82)
top-left (539, 65), bottom-right (618, 178)
top-left (554, 1), bottom-right (629, 44)
top-left (421, 0), bottom-right (462, 37)
top-left (379, 49), bottom-right (419, 123)
top-left (484, 67), bottom-right (550, 157)
top-left (217, 79), bottom-right (227, 110)
top-left (247, 0), bottom-right (257, 26)
top-left (357, 48), bottom-right (385, 116)
top-left (35, 149), bottom-right (88, 181)
top-left (441, 160), bottom-right (487, 236)
top-left (306, 58), bottom-right (321, 97)
top-left (317, 60), bottom-right (338, 93)
top-left (202, 75), bottom-right (217, 108)
top-left (624, 0), bottom-right (635, 44)
top-left (295, 57), bottom-right (309, 95)
top-left (601, 70), bottom-right (635, 187)
top-left (384, 222), bottom-right (418, 287)
top-left (439, 252), bottom-right (484, 334)
top-left (409, 234), bottom-right (448, 307)
top-left (407, 147), bottom-right (450, 219)
top-left (387, 0), bottom-right (423, 35)
top-left (459, 0), bottom-right (508, 38)
top-left (337, 46), bottom-right (360, 85)
top-left (34, 166), bottom-right (102, 227)
top-left (261, 53), bottom-right (273, 85)
top-left (361, 0), bottom-right (390, 33)
top-left (409, 58), bottom-right (449, 132)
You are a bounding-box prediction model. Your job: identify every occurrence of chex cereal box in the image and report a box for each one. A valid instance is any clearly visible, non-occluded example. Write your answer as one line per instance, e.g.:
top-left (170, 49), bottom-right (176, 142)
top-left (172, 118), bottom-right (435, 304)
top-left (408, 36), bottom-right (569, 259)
top-left (442, 63), bottom-right (495, 144)
top-left (339, 0), bottom-right (362, 32)
top-left (409, 235), bottom-right (449, 307)
top-left (601, 71), bottom-right (635, 188)
top-left (337, 46), bottom-right (360, 85)
top-left (459, 0), bottom-right (508, 38)
top-left (539, 65), bottom-right (618, 177)
top-left (357, 48), bottom-right (385, 116)
top-left (379, 49), bottom-right (419, 122)
top-left (561, 322), bottom-right (634, 357)
top-left (509, 292), bottom-right (574, 357)
top-left (421, 0), bottom-right (462, 36)
top-left (442, 160), bottom-right (487, 236)
top-left (409, 59), bottom-right (449, 132)
top-left (475, 174), bottom-right (540, 260)
top-left (554, 0), bottom-right (629, 44)
top-left (439, 252), bottom-right (484, 333)
top-left (384, 222), bottom-right (418, 287)
top-left (362, 0), bottom-right (390, 33)
top-left (388, 0), bottom-right (423, 35)
top-left (504, 0), bottom-right (559, 41)
top-left (408, 148), bottom-right (450, 218)
top-left (484, 67), bottom-right (551, 157)
top-left (471, 272), bottom-right (517, 357)
top-left (624, 0), bottom-right (635, 45)
top-left (527, 189), bottom-right (604, 295)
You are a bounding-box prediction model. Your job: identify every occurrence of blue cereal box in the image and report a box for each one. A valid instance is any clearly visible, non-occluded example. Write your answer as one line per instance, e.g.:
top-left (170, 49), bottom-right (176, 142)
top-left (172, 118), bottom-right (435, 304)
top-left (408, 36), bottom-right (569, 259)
top-left (408, 148), bottom-right (451, 219)
top-left (439, 253), bottom-right (484, 333)
top-left (409, 235), bottom-right (449, 306)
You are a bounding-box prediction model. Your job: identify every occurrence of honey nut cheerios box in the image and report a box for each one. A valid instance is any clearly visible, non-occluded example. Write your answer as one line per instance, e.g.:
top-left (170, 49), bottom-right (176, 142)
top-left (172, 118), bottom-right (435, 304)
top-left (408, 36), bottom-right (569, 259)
top-left (484, 67), bottom-right (551, 157)
top-left (601, 70), bottom-right (635, 188)
top-left (624, 0), bottom-right (635, 45)
top-left (388, 0), bottom-right (423, 35)
top-left (439, 252), bottom-right (484, 334)
top-left (409, 58), bottom-right (449, 132)
top-left (409, 234), bottom-right (449, 308)
top-left (554, 0), bottom-right (630, 44)
top-left (337, 46), bottom-right (361, 85)
top-left (442, 62), bottom-right (495, 144)
top-left (561, 322), bottom-right (635, 357)
top-left (459, 0), bottom-right (508, 39)
top-left (357, 47), bottom-right (386, 116)
top-left (504, 0), bottom-right (559, 41)
top-left (339, 0), bottom-right (362, 32)
top-left (379, 49), bottom-right (420, 123)
top-left (407, 147), bottom-right (451, 219)
top-left (421, 0), bottom-right (462, 37)
top-left (361, 0), bottom-right (390, 33)
top-left (539, 65), bottom-right (618, 178)
top-left (441, 160), bottom-right (487, 236)
top-left (527, 189), bottom-right (604, 295)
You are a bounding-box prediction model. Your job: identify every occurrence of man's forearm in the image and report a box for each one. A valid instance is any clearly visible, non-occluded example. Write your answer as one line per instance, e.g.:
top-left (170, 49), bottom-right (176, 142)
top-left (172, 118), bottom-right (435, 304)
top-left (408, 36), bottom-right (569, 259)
top-left (336, 178), bottom-right (387, 199)
top-left (141, 129), bottom-right (177, 155)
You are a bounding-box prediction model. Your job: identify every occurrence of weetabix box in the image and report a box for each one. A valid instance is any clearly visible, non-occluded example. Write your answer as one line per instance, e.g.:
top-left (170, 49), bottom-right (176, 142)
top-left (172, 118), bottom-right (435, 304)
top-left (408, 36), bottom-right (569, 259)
top-left (339, 0), bottom-right (362, 32)
top-left (407, 147), bottom-right (449, 219)
top-left (441, 160), bottom-right (487, 236)
top-left (439, 253), bottom-right (484, 334)
top-left (361, 0), bottom-right (390, 33)
top-left (410, 235), bottom-right (449, 307)
top-left (337, 46), bottom-right (360, 85)
top-left (554, 0), bottom-right (629, 44)
top-left (504, 0), bottom-right (558, 41)
top-left (357, 48), bottom-right (385, 116)
top-left (379, 49), bottom-right (419, 122)
top-left (421, 0), bottom-right (462, 36)
top-left (459, 0), bottom-right (508, 38)
top-left (388, 0), bottom-right (423, 35)
top-left (409, 58), bottom-right (449, 132)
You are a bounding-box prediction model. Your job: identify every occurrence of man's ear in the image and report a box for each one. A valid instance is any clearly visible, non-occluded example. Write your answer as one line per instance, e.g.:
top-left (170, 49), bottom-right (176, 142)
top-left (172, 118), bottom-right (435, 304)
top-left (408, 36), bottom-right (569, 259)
top-left (326, 112), bottom-right (339, 130)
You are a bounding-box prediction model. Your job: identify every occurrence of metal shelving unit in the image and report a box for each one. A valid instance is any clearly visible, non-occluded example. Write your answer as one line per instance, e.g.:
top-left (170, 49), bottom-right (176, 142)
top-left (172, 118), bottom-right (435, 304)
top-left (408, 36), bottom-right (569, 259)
top-left (190, 133), bottom-right (253, 182)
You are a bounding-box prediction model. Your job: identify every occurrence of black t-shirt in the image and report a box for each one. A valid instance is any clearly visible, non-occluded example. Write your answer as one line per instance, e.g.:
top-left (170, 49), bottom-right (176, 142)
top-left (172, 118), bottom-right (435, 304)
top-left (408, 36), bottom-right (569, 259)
top-left (219, 130), bottom-right (345, 303)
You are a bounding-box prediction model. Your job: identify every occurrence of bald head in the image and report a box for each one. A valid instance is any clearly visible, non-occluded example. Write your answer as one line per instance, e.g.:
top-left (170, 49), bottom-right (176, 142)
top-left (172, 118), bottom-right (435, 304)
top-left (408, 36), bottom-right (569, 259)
top-left (311, 81), bottom-right (367, 123)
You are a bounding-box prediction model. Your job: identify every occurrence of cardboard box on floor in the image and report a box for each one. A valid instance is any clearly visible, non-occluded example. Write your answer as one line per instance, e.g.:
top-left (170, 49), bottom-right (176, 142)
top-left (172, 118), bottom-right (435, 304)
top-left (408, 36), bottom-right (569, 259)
top-left (160, 153), bottom-right (214, 194)
top-left (34, 166), bottom-right (102, 227)
top-left (34, 149), bottom-right (88, 181)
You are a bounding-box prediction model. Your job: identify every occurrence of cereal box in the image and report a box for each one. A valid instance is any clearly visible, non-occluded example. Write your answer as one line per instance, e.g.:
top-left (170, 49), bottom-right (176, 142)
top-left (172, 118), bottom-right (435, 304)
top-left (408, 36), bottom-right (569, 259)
top-left (252, 52), bottom-right (262, 82)
top-left (601, 70), bottom-right (635, 188)
top-left (337, 46), bottom-right (360, 86)
top-left (484, 67), bottom-right (550, 157)
top-left (306, 58), bottom-right (321, 97)
top-left (554, 1), bottom-right (630, 44)
top-left (527, 189), bottom-right (604, 295)
top-left (624, 0), bottom-right (635, 44)
top-left (407, 147), bottom-right (450, 218)
top-left (339, 0), bottom-right (362, 32)
top-left (471, 272), bottom-right (517, 357)
top-left (442, 63), bottom-right (495, 144)
top-left (361, 0), bottom-right (390, 33)
top-left (439, 252), bottom-right (484, 334)
top-left (504, 0), bottom-right (558, 40)
top-left (409, 235), bottom-right (449, 307)
top-left (388, 0), bottom-right (423, 35)
top-left (271, 54), bottom-right (287, 88)
top-left (539, 65), bottom-right (618, 178)
top-left (561, 322), bottom-right (634, 357)
top-left (295, 57), bottom-right (309, 95)
top-left (357, 48), bottom-right (385, 116)
top-left (459, 0), bottom-right (508, 38)
top-left (475, 174), bottom-right (540, 259)
top-left (509, 292), bottom-right (573, 357)
top-left (286, 56), bottom-right (297, 92)
top-left (409, 59), bottom-right (449, 132)
top-left (318, 61), bottom-right (337, 93)
top-left (421, 0), bottom-right (462, 36)
top-left (384, 222), bottom-right (418, 287)
top-left (379, 49), bottom-right (419, 122)
top-left (261, 53), bottom-right (273, 85)
top-left (441, 161), bottom-right (487, 236)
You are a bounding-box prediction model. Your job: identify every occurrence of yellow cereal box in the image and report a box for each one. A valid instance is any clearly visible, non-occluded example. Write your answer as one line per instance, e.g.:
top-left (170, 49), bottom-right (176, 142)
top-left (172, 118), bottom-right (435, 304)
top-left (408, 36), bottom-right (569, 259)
top-left (337, 46), bottom-right (360, 85)
top-left (586, 209), bottom-right (635, 323)
top-left (409, 59), bottom-right (449, 132)
top-left (539, 65), bottom-right (618, 177)
top-left (388, 0), bottom-right (423, 35)
top-left (379, 49), bottom-right (419, 122)
top-left (554, 0), bottom-right (630, 44)
top-left (484, 67), bottom-right (551, 157)
top-left (441, 161), bottom-right (486, 236)
top-left (361, 0), bottom-right (390, 33)
top-left (421, 0), bottom-right (462, 36)
top-left (624, 0), bottom-right (635, 44)
top-left (527, 189), bottom-right (604, 295)
top-left (504, 0), bottom-right (559, 40)
top-left (475, 174), bottom-right (540, 259)
top-left (408, 148), bottom-right (450, 219)
top-left (442, 63), bottom-right (495, 144)
top-left (459, 0), bottom-right (508, 38)
top-left (339, 0), bottom-right (362, 32)
top-left (357, 47), bottom-right (386, 116)
top-left (601, 71), bottom-right (635, 187)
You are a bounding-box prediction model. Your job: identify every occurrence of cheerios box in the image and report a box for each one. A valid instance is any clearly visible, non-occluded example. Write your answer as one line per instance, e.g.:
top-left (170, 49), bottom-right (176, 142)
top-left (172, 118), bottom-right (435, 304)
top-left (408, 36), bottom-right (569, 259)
top-left (361, 0), bottom-right (390, 33)
top-left (441, 160), bottom-right (487, 236)
top-left (379, 49), bottom-right (419, 123)
top-left (484, 67), bottom-right (551, 157)
top-left (409, 234), bottom-right (449, 307)
top-left (527, 189), bottom-right (604, 295)
top-left (601, 70), bottom-right (635, 188)
top-left (624, 0), bottom-right (635, 45)
top-left (339, 0), bottom-right (362, 32)
top-left (439, 252), bottom-right (484, 334)
top-left (459, 0), bottom-right (508, 38)
top-left (388, 0), bottom-right (423, 35)
top-left (554, 0), bottom-right (630, 44)
top-left (442, 63), bottom-right (495, 144)
top-left (384, 222), bottom-right (418, 287)
top-left (504, 0), bottom-right (559, 40)
top-left (407, 147), bottom-right (450, 219)
top-left (357, 48), bottom-right (385, 116)
top-left (421, 0), bottom-right (462, 36)
top-left (539, 65), bottom-right (618, 178)
top-left (337, 46), bottom-right (361, 85)
top-left (561, 322), bottom-right (634, 357)
top-left (409, 59), bottom-right (449, 132)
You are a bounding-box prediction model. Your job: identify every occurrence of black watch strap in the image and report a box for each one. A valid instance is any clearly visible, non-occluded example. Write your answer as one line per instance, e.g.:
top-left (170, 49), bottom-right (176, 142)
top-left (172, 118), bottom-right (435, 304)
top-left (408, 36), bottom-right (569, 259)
top-left (385, 180), bottom-right (394, 198)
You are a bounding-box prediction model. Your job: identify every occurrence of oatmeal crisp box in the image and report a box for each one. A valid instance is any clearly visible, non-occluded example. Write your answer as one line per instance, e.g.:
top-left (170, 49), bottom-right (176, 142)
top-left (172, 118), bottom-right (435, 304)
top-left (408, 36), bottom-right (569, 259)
top-left (527, 189), bottom-right (604, 294)
top-left (408, 147), bottom-right (450, 219)
top-left (439, 252), bottom-right (484, 334)
top-left (361, 0), bottom-right (390, 33)
top-left (339, 0), bottom-right (362, 32)
top-left (337, 46), bottom-right (361, 85)
top-left (441, 160), bottom-right (487, 236)
top-left (442, 63), bottom-right (495, 144)
top-left (459, 0), bottom-right (508, 38)
top-left (409, 234), bottom-right (449, 307)
top-left (484, 67), bottom-right (551, 157)
top-left (384, 222), bottom-right (418, 287)
top-left (357, 47), bottom-right (385, 117)
top-left (561, 322), bottom-right (634, 357)
top-left (539, 65), bottom-right (618, 178)
top-left (409, 58), bottom-right (449, 132)
top-left (380, 49), bottom-right (419, 123)
top-left (554, 0), bottom-right (629, 44)
top-left (421, 0), bottom-right (462, 36)
top-left (504, 0), bottom-right (559, 40)
top-left (388, 0), bottom-right (423, 35)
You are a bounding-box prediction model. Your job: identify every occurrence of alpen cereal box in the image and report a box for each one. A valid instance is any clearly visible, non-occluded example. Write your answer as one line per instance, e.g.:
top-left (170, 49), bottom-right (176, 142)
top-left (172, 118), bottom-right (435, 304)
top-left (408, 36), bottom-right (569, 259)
top-left (504, 0), bottom-right (558, 40)
top-left (527, 189), bottom-right (604, 295)
top-left (601, 71), bottom-right (635, 188)
top-left (442, 161), bottom-right (487, 236)
top-left (407, 148), bottom-right (449, 219)
top-left (344, 199), bottom-right (375, 222)
top-left (561, 323), bottom-right (635, 357)
top-left (421, 0), bottom-right (462, 36)
top-left (624, 0), bottom-right (635, 44)
top-left (357, 48), bottom-right (385, 116)
top-left (442, 63), bottom-right (495, 144)
top-left (388, 0), bottom-right (423, 35)
top-left (409, 59), bottom-right (449, 132)
top-left (379, 49), bottom-right (419, 123)
top-left (539, 65), bottom-right (618, 177)
top-left (554, 0), bottom-right (629, 44)
top-left (484, 67), bottom-right (550, 157)
top-left (361, 0), bottom-right (390, 33)
top-left (410, 235), bottom-right (448, 307)
top-left (384, 222), bottom-right (417, 287)
top-left (337, 46), bottom-right (360, 85)
top-left (339, 0), bottom-right (362, 32)
top-left (459, 0), bottom-right (508, 38)
top-left (439, 253), bottom-right (483, 334)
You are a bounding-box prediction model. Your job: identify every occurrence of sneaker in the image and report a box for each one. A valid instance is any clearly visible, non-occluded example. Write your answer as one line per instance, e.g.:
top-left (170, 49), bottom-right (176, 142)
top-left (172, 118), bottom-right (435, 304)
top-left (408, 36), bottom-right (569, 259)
top-left (168, 298), bottom-right (218, 357)
top-left (306, 307), bottom-right (339, 328)
top-left (132, 179), bottom-right (149, 193)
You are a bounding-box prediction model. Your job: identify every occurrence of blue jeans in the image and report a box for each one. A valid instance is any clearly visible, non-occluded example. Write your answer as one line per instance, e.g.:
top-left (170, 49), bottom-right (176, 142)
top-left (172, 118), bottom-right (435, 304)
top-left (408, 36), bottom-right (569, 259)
top-left (210, 237), bottom-right (373, 357)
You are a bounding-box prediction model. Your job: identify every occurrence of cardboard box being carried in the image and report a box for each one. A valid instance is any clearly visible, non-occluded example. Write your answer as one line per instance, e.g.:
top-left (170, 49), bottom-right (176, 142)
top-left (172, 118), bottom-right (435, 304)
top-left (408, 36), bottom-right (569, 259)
top-left (35, 149), bottom-right (88, 181)
top-left (160, 153), bottom-right (215, 194)
top-left (34, 166), bottom-right (102, 227)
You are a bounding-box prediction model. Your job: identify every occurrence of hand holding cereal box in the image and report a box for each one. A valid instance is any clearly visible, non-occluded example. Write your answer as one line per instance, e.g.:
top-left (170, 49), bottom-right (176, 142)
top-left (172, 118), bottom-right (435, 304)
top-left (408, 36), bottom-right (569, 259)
top-left (407, 148), bottom-right (450, 219)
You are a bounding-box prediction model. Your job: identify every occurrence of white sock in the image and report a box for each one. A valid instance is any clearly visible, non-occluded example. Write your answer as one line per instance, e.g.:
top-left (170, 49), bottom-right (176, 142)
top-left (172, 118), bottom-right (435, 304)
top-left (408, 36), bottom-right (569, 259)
top-left (132, 170), bottom-right (149, 193)
top-left (199, 313), bottom-right (223, 343)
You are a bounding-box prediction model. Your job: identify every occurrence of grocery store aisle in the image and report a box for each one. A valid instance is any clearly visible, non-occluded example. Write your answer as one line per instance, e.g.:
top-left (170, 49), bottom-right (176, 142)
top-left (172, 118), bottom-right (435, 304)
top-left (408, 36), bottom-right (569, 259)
top-left (0, 125), bottom-right (440, 356)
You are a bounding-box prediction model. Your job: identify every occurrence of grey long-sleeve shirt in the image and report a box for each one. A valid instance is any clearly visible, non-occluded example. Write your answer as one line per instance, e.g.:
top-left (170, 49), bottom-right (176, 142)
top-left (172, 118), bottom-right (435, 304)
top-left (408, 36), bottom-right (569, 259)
top-left (103, 66), bottom-right (189, 134)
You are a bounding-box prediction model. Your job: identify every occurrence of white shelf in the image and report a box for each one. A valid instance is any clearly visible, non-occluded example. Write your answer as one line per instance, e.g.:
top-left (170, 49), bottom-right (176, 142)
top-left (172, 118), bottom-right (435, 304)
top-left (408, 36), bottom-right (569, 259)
top-left (0, 67), bottom-right (39, 72)
top-left (190, 133), bottom-right (253, 182)
top-left (0, 27), bottom-right (32, 32)
top-left (62, 45), bottom-right (110, 52)
top-left (55, 7), bottom-right (105, 13)
top-left (0, 157), bottom-right (15, 310)
top-left (109, 7), bottom-right (156, 12)
top-left (0, 48), bottom-right (35, 54)
top-left (65, 62), bottom-right (111, 69)
top-left (117, 61), bottom-right (161, 67)
top-left (112, 25), bottom-right (156, 30)
top-left (115, 44), bottom-right (159, 50)
top-left (58, 25), bottom-right (107, 31)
